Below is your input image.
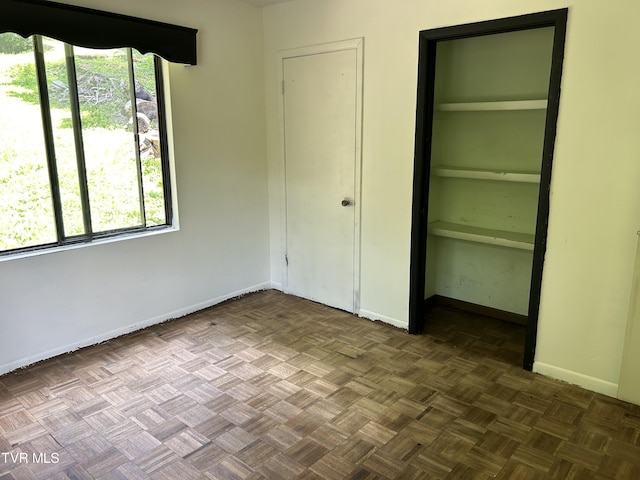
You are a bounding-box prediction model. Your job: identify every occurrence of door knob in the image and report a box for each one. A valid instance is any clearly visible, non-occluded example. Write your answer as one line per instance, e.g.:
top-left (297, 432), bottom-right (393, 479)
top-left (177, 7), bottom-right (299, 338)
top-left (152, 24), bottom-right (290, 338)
top-left (341, 198), bottom-right (352, 207)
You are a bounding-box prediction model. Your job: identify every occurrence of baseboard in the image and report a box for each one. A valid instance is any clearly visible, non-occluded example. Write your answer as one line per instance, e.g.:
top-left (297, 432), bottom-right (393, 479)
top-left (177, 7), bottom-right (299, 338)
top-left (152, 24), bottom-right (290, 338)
top-left (426, 295), bottom-right (528, 326)
top-left (267, 286), bottom-right (406, 330)
top-left (359, 309), bottom-right (408, 330)
top-left (0, 281), bottom-right (272, 377)
top-left (534, 361), bottom-right (619, 398)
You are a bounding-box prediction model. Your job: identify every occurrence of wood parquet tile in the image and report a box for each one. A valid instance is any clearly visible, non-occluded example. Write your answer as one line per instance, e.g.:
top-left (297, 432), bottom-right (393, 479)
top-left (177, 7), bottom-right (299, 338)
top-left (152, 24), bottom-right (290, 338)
top-left (1, 290), bottom-right (640, 479)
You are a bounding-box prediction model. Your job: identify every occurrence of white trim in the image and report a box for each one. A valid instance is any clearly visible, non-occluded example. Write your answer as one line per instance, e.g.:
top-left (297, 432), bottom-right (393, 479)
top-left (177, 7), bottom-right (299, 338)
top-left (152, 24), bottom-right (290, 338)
top-left (0, 282), bottom-right (271, 376)
top-left (276, 38), bottom-right (364, 314)
top-left (278, 37), bottom-right (365, 60)
top-left (534, 362), bottom-right (618, 398)
top-left (162, 59), bottom-right (181, 230)
top-left (359, 309), bottom-right (408, 330)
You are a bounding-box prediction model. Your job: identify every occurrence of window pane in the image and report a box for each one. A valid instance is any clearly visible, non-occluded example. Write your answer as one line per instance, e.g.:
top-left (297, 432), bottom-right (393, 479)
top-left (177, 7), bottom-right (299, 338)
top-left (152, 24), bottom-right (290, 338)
top-left (42, 37), bottom-right (85, 237)
top-left (74, 46), bottom-right (142, 233)
top-left (133, 51), bottom-right (166, 226)
top-left (0, 33), bottom-right (57, 250)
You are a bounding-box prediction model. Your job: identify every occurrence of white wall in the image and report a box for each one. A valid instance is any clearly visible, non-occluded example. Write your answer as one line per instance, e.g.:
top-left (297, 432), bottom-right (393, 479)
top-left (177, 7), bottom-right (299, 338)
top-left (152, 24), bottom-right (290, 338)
top-left (263, 0), bottom-right (640, 397)
top-left (4, 0), bottom-right (640, 402)
top-left (0, 0), bottom-right (270, 374)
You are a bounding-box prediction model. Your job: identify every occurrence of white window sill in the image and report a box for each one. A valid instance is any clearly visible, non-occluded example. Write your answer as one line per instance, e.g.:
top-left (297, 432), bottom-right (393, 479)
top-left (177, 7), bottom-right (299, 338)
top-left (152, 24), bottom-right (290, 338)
top-left (0, 226), bottom-right (179, 263)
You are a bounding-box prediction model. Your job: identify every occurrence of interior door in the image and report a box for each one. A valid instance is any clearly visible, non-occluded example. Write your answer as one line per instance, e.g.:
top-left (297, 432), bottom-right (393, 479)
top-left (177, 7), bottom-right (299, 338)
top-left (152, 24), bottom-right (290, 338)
top-left (283, 48), bottom-right (358, 312)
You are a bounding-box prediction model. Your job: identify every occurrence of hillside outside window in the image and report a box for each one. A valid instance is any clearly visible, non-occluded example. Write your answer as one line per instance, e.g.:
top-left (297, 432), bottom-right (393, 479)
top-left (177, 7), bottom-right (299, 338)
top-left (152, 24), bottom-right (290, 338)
top-left (0, 32), bottom-right (172, 254)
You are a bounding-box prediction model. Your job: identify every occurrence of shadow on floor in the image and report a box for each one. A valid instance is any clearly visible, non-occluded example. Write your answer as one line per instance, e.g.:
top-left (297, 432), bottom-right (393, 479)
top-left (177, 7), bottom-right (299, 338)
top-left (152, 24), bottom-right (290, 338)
top-left (423, 305), bottom-right (526, 368)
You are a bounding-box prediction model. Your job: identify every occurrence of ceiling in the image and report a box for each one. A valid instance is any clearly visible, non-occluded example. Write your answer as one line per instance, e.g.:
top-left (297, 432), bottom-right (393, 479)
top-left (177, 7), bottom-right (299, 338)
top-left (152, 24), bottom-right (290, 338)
top-left (240, 0), bottom-right (293, 6)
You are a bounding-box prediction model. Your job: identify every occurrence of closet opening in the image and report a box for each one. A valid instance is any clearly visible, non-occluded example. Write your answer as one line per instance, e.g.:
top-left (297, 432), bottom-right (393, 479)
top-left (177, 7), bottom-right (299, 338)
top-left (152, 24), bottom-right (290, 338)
top-left (409, 9), bottom-right (568, 370)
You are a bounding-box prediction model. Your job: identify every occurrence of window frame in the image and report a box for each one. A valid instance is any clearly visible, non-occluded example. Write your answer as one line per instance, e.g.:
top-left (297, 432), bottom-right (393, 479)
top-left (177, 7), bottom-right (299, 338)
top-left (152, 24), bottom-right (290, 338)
top-left (0, 34), bottom-right (174, 257)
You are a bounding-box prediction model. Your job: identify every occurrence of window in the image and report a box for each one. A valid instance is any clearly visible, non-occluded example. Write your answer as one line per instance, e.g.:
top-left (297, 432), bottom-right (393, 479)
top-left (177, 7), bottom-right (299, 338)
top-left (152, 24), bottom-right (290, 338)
top-left (0, 32), bottom-right (172, 254)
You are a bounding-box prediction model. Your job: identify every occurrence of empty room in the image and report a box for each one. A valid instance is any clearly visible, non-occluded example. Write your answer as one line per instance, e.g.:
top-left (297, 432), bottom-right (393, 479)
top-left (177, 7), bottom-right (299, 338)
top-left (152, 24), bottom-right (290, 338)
top-left (1, 0), bottom-right (640, 478)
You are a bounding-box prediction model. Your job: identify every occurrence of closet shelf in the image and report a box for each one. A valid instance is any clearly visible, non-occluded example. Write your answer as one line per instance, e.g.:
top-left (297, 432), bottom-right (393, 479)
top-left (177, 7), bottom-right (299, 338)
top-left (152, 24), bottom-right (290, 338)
top-left (432, 166), bottom-right (540, 183)
top-left (437, 99), bottom-right (547, 112)
top-left (428, 221), bottom-right (535, 251)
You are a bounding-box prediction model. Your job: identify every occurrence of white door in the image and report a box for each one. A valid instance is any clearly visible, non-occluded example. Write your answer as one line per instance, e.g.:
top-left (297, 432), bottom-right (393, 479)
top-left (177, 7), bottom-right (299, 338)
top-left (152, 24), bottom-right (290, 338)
top-left (282, 45), bottom-right (360, 312)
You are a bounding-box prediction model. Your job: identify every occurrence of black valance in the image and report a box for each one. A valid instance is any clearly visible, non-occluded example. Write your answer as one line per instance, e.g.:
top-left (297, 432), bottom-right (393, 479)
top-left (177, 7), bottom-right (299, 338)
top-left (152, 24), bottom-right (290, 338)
top-left (0, 0), bottom-right (198, 65)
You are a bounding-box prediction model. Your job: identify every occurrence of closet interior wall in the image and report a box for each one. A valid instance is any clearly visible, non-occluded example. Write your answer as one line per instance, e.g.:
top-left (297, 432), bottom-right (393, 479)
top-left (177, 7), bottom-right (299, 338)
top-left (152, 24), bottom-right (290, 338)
top-left (424, 27), bottom-right (555, 318)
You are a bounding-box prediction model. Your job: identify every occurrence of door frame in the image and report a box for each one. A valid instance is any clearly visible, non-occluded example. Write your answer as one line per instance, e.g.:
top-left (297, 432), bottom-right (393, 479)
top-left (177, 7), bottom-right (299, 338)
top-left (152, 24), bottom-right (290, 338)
top-left (408, 10), bottom-right (567, 370)
top-left (276, 38), bottom-right (364, 313)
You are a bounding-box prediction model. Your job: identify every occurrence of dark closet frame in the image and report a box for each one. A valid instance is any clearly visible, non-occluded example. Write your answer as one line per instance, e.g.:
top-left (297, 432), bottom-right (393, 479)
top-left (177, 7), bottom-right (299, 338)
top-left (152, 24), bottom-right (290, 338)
top-left (408, 9), bottom-right (568, 370)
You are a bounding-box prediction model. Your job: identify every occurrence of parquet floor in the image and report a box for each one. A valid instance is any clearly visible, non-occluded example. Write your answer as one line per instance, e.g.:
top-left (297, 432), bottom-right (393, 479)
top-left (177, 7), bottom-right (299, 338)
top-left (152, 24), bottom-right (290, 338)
top-left (1, 290), bottom-right (639, 479)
